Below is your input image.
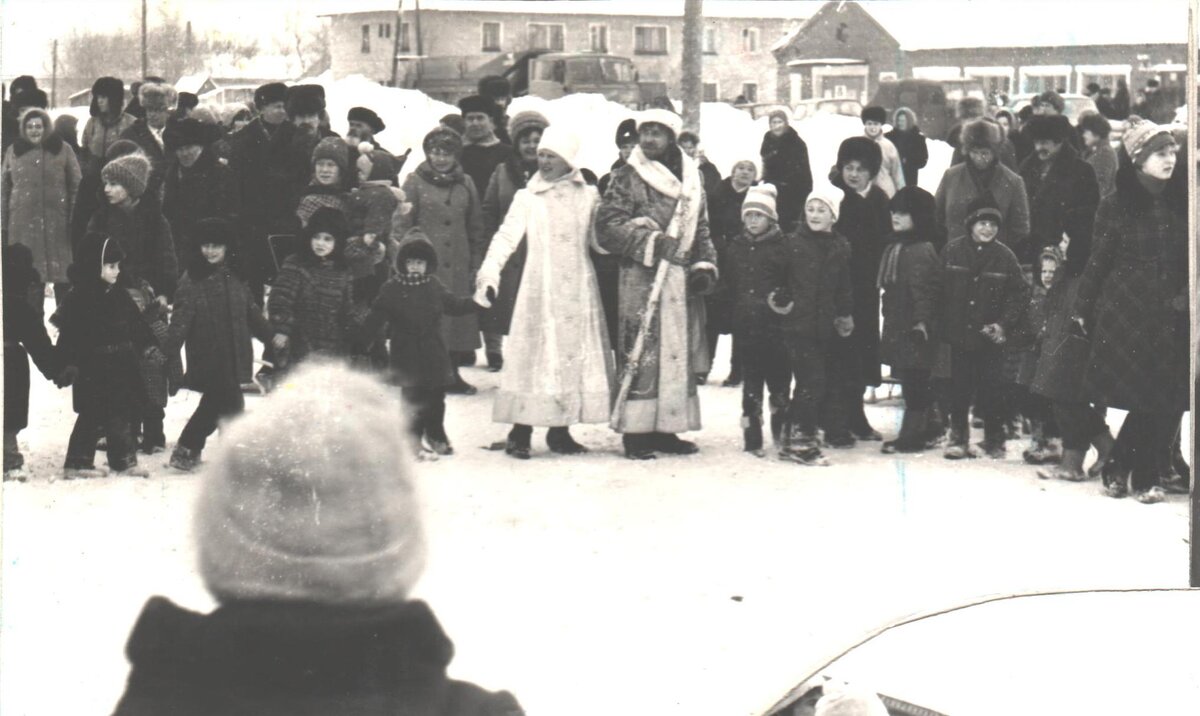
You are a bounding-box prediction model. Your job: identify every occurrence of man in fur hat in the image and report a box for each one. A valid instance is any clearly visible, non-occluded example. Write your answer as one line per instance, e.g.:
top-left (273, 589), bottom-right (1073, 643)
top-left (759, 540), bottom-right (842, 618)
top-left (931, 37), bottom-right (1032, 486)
top-left (1017, 114), bottom-right (1100, 270)
top-left (595, 108), bottom-right (719, 460)
top-left (934, 118), bottom-right (1031, 253)
top-left (80, 77), bottom-right (136, 177)
top-left (119, 81), bottom-right (177, 202)
top-left (457, 94), bottom-right (513, 197)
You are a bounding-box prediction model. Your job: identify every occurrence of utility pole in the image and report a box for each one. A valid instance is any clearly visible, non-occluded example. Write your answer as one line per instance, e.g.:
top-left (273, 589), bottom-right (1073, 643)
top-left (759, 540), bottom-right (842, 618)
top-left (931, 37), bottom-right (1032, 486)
top-left (391, 0), bottom-right (404, 87)
top-left (681, 0), bottom-right (702, 132)
top-left (413, 0), bottom-right (424, 57)
top-left (51, 40), bottom-right (58, 107)
top-left (141, 0), bottom-right (148, 79)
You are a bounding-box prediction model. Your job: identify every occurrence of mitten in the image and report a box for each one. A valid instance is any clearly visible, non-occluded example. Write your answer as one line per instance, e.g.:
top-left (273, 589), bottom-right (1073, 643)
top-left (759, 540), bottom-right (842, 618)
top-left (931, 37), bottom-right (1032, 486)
top-left (688, 267), bottom-right (717, 296)
top-left (767, 288), bottom-right (794, 315)
top-left (834, 315), bottom-right (855, 338)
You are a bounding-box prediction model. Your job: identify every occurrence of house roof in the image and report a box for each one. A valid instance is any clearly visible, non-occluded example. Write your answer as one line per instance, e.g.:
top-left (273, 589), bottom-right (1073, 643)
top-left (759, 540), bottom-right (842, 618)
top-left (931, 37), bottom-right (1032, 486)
top-left (317, 0), bottom-right (816, 20)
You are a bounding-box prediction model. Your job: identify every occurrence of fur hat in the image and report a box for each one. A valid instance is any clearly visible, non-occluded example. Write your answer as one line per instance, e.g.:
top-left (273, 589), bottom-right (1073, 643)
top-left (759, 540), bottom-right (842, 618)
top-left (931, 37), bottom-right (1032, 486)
top-left (458, 94), bottom-right (497, 120)
top-left (1022, 114), bottom-right (1073, 144)
top-left (1035, 90), bottom-right (1066, 114)
top-left (892, 106), bottom-right (918, 128)
top-left (836, 136), bottom-right (883, 178)
top-left (104, 138), bottom-right (143, 161)
top-left (195, 361), bottom-right (425, 605)
top-left (477, 74), bottom-right (512, 100)
top-left (138, 82), bottom-right (177, 112)
top-left (10, 75), bottom-right (37, 97)
top-left (614, 117), bottom-right (638, 147)
top-left (300, 207), bottom-right (349, 266)
top-left (637, 108), bottom-right (682, 138)
top-left (13, 88), bottom-right (48, 110)
top-left (101, 153), bottom-right (151, 199)
top-left (422, 125), bottom-right (463, 157)
top-left (253, 82), bottom-right (288, 110)
top-left (162, 117), bottom-right (221, 151)
top-left (805, 183), bottom-right (844, 223)
top-left (956, 96), bottom-right (987, 120)
top-left (961, 118), bottom-right (1002, 153)
top-left (861, 105), bottom-right (887, 124)
top-left (964, 195), bottom-right (1003, 231)
top-left (348, 106), bottom-right (386, 134)
top-left (286, 84), bottom-right (326, 117)
top-left (192, 216), bottom-right (237, 249)
top-left (439, 113), bottom-right (466, 136)
top-left (888, 186), bottom-right (937, 237)
top-left (537, 124), bottom-right (580, 168)
top-left (1122, 115), bottom-right (1175, 166)
top-left (356, 144), bottom-right (399, 183)
top-left (1077, 110), bottom-right (1112, 139)
top-left (177, 92), bottom-right (199, 113)
top-left (89, 77), bottom-right (125, 117)
top-left (742, 183), bottom-right (778, 222)
top-left (507, 110), bottom-right (549, 142)
top-left (396, 227), bottom-right (439, 272)
top-left (312, 136), bottom-right (349, 175)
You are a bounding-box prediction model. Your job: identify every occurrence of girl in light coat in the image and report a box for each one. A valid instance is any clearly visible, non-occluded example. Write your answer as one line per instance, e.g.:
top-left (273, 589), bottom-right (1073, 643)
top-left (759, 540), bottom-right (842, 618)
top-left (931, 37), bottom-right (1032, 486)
top-left (475, 125), bottom-right (615, 459)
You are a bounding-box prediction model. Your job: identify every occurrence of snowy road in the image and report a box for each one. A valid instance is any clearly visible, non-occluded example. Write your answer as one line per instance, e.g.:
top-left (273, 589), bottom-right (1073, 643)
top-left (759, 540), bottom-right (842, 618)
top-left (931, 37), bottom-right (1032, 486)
top-left (0, 334), bottom-right (1190, 715)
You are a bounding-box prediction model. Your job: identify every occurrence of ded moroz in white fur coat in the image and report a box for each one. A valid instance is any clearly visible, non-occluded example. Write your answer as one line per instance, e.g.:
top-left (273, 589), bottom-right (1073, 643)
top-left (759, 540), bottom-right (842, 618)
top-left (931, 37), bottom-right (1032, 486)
top-left (477, 169), bottom-right (615, 426)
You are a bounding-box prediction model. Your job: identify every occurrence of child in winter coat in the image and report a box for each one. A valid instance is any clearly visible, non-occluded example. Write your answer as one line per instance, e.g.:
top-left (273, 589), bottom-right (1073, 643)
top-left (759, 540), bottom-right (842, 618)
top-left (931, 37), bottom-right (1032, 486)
top-left (723, 184), bottom-right (791, 456)
top-left (938, 197), bottom-right (1029, 460)
top-left (358, 229), bottom-right (483, 460)
top-left (878, 187), bottom-right (941, 454)
top-left (3, 244), bottom-right (61, 482)
top-left (111, 363), bottom-right (525, 716)
top-left (53, 232), bottom-right (163, 479)
top-left (269, 207), bottom-right (355, 371)
top-left (295, 136), bottom-right (352, 229)
top-left (1017, 246), bottom-right (1062, 466)
top-left (166, 218), bottom-right (272, 472)
top-left (768, 184), bottom-right (854, 465)
top-left (861, 105), bottom-right (905, 197)
top-left (127, 283), bottom-right (180, 455)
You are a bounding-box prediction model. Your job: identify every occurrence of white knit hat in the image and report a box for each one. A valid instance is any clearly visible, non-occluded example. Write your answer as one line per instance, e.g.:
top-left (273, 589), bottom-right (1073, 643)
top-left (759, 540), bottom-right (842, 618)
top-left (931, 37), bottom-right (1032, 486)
top-left (636, 107), bottom-right (683, 137)
top-left (806, 182), bottom-right (845, 223)
top-left (742, 183), bottom-right (778, 222)
top-left (537, 124), bottom-right (580, 168)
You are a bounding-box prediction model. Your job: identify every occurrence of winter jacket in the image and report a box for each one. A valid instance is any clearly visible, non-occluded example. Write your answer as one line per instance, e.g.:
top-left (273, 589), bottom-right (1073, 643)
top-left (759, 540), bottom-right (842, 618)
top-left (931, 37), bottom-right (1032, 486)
top-left (2, 127), bottom-right (82, 284)
top-left (479, 158), bottom-right (535, 336)
top-left (268, 255), bottom-right (354, 366)
top-left (878, 233), bottom-right (941, 370)
top-left (885, 122), bottom-right (929, 189)
top-left (360, 274), bottom-right (478, 388)
top-left (1017, 143), bottom-right (1100, 269)
top-left (833, 177), bottom-right (892, 386)
top-left (111, 596), bottom-right (524, 716)
top-left (349, 181), bottom-right (402, 241)
top-left (80, 112), bottom-right (136, 176)
top-left (167, 262), bottom-right (271, 392)
top-left (162, 149), bottom-right (237, 267)
top-left (777, 224), bottom-right (853, 341)
top-left (460, 139), bottom-right (514, 197)
top-left (724, 224), bottom-right (789, 331)
top-left (1031, 275), bottom-right (1088, 402)
top-left (934, 160), bottom-right (1031, 253)
top-left (705, 177), bottom-right (753, 335)
top-left (3, 252), bottom-right (59, 433)
top-left (871, 134), bottom-right (906, 198)
top-left (119, 119), bottom-right (169, 202)
top-left (1071, 162), bottom-right (1189, 414)
top-left (393, 162), bottom-right (486, 352)
top-left (226, 117), bottom-right (289, 235)
top-left (760, 126), bottom-right (813, 229)
top-left (87, 199), bottom-right (179, 300)
top-left (1082, 141), bottom-right (1118, 199)
top-left (937, 236), bottom-right (1028, 352)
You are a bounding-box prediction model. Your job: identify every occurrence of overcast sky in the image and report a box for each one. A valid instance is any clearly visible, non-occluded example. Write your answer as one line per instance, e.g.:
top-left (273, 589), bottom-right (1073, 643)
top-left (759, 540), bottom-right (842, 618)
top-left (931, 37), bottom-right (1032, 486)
top-left (1, 0), bottom-right (1190, 79)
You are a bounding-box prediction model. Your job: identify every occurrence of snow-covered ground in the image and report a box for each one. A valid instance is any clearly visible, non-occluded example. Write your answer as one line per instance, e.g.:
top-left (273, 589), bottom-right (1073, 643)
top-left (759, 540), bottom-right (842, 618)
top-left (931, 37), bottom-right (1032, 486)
top-left (0, 320), bottom-right (1190, 715)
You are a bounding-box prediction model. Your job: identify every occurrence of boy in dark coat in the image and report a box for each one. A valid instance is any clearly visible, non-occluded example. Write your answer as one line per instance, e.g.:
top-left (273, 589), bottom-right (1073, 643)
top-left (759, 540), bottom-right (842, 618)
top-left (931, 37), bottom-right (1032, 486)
top-left (3, 244), bottom-right (61, 481)
top-left (878, 187), bottom-right (941, 454)
top-left (938, 197), bottom-right (1029, 460)
top-left (358, 229), bottom-right (482, 460)
top-left (162, 117), bottom-right (236, 266)
top-left (53, 232), bottom-right (162, 479)
top-left (111, 363), bottom-right (524, 716)
top-left (769, 184), bottom-right (854, 465)
top-left (165, 218), bottom-right (271, 472)
top-left (722, 184), bottom-right (791, 455)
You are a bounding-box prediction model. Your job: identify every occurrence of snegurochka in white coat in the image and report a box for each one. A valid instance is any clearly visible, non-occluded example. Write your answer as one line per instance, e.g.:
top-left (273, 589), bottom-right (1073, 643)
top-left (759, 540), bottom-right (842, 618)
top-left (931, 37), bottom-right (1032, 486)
top-left (475, 124), bottom-right (615, 459)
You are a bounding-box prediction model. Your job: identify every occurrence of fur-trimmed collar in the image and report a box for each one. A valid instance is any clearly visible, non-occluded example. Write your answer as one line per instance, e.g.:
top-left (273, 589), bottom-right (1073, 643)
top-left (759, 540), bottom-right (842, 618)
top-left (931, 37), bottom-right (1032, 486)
top-left (10, 133), bottom-right (63, 158)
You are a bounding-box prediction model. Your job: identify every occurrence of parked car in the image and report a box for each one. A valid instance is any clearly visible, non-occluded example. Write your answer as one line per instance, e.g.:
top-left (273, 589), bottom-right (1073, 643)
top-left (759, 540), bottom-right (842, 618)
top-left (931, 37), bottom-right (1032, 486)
top-left (869, 78), bottom-right (986, 141)
top-left (791, 98), bottom-right (864, 121)
top-left (1006, 92), bottom-right (1098, 125)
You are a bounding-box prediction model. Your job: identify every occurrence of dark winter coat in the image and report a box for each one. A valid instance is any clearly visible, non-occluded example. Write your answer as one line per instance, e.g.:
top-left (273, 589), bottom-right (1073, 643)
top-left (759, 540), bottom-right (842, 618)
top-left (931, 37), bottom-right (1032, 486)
top-left (87, 199), bottom-right (179, 300)
top-left (167, 262), bottom-right (271, 392)
top-left (111, 596), bottom-right (524, 716)
top-left (3, 251), bottom-right (58, 433)
top-left (1071, 162), bottom-right (1189, 414)
top-left (723, 225), bottom-right (788, 332)
top-left (480, 157), bottom-right (534, 335)
top-left (360, 274), bottom-right (480, 388)
top-left (937, 236), bottom-right (1028, 352)
top-left (885, 120), bottom-right (929, 188)
top-left (1017, 143), bottom-right (1100, 269)
top-left (833, 178), bottom-right (891, 385)
top-left (878, 233), bottom-right (941, 370)
top-left (53, 283), bottom-right (156, 417)
top-left (696, 157), bottom-right (722, 209)
top-left (227, 118), bottom-right (288, 234)
top-left (760, 126), bottom-right (813, 229)
top-left (269, 254), bottom-right (355, 366)
top-left (705, 177), bottom-right (753, 335)
top-left (119, 119), bottom-right (169, 202)
top-left (777, 224), bottom-right (853, 342)
top-left (162, 149), bottom-right (237, 267)
top-left (460, 140), bottom-right (514, 198)
top-left (1082, 142), bottom-right (1118, 199)
top-left (934, 159), bottom-right (1031, 253)
top-left (1030, 275), bottom-right (1088, 401)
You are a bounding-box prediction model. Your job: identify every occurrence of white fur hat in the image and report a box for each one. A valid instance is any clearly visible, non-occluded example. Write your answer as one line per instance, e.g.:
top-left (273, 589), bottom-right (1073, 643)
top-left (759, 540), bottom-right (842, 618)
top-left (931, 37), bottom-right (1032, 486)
top-left (806, 182), bottom-right (846, 223)
top-left (637, 107), bottom-right (683, 138)
top-left (537, 124), bottom-right (580, 168)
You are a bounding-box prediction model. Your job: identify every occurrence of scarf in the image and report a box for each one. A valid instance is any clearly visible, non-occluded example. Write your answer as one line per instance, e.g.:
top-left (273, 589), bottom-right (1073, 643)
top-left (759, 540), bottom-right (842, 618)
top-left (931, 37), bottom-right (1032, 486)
top-left (395, 272), bottom-right (431, 286)
top-left (415, 160), bottom-right (466, 188)
top-left (877, 234), bottom-right (912, 289)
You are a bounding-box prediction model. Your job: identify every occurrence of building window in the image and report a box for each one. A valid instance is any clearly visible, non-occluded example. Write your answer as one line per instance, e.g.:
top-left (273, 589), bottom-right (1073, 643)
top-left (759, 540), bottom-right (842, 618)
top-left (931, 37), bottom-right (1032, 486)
top-left (482, 22), bottom-right (502, 52)
top-left (1019, 65), bottom-right (1072, 94)
top-left (742, 28), bottom-right (760, 53)
top-left (529, 23), bottom-right (565, 51)
top-left (398, 21), bottom-right (411, 53)
top-left (589, 24), bottom-right (608, 53)
top-left (703, 82), bottom-right (718, 102)
top-left (634, 25), bottom-right (668, 55)
top-left (741, 82), bottom-right (758, 102)
top-left (361, 25), bottom-right (371, 54)
top-left (702, 26), bottom-right (717, 54)
top-left (378, 23), bottom-right (391, 39)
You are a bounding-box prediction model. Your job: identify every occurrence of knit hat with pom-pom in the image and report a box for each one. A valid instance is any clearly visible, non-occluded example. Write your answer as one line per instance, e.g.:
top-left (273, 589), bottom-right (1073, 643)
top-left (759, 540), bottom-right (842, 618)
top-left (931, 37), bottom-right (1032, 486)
top-left (355, 142), bottom-right (399, 183)
top-left (742, 183), bottom-right (778, 222)
top-left (194, 361), bottom-right (426, 605)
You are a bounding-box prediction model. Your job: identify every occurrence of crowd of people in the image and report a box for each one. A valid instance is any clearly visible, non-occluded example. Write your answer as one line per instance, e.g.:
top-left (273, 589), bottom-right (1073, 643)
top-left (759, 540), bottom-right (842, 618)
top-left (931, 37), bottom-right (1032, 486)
top-left (1, 73), bottom-right (1191, 505)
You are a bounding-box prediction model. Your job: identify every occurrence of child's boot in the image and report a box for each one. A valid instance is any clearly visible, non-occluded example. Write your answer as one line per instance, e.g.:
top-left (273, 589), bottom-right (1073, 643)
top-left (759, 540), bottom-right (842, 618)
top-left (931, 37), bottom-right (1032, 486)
top-left (169, 445), bottom-right (201, 472)
top-left (547, 426), bottom-right (588, 455)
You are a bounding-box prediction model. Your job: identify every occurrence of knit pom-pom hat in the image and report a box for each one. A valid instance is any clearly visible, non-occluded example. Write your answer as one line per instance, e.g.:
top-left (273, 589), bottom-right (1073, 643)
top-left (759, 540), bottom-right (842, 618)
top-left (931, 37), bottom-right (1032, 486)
top-left (741, 183), bottom-right (778, 222)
